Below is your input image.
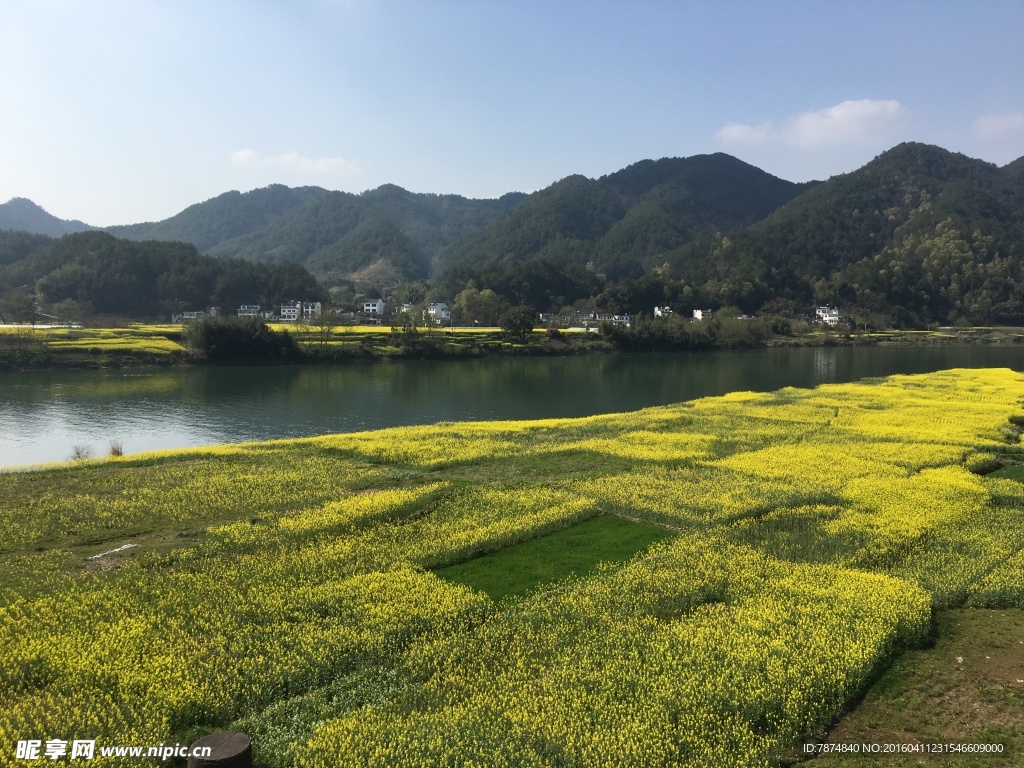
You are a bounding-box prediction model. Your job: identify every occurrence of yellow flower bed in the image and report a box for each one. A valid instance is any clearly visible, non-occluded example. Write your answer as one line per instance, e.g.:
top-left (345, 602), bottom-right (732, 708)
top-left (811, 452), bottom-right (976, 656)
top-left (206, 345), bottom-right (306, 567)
top-left (1, 368), bottom-right (1023, 765)
top-left (46, 337), bottom-right (186, 354)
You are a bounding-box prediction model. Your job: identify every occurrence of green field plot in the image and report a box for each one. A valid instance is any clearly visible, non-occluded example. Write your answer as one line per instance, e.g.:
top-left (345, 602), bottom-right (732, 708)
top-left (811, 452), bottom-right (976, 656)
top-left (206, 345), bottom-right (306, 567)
top-left (434, 514), bottom-right (675, 601)
top-left (992, 465), bottom-right (1024, 483)
top-left (2, 368), bottom-right (1024, 766)
top-left (812, 608), bottom-right (1024, 767)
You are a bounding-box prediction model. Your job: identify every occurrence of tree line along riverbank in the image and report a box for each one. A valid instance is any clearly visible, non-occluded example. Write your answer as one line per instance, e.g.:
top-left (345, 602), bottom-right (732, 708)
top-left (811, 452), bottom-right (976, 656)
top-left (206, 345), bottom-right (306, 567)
top-left (1, 317), bottom-right (1023, 371)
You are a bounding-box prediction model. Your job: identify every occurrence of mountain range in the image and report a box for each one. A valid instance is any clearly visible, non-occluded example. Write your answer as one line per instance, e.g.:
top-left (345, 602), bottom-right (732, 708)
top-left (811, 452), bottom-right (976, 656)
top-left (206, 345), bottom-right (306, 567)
top-left (2, 153), bottom-right (813, 284)
top-left (3, 143), bottom-right (1024, 324)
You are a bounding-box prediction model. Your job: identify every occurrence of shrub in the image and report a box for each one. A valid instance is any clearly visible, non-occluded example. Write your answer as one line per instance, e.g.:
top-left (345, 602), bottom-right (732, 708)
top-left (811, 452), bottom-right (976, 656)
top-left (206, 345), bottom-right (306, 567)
top-left (183, 316), bottom-right (298, 362)
top-left (499, 306), bottom-right (536, 341)
top-left (69, 444), bottom-right (93, 461)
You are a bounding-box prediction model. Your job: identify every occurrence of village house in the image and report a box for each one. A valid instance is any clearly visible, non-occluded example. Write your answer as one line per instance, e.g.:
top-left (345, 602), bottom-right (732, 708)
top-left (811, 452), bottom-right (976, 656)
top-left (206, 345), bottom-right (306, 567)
top-left (426, 302), bottom-right (451, 323)
top-left (171, 307), bottom-right (219, 323)
top-left (815, 306), bottom-right (841, 326)
top-left (363, 299), bottom-right (385, 315)
top-left (654, 306), bottom-right (672, 318)
top-left (280, 301), bottom-right (322, 323)
top-left (280, 303), bottom-right (300, 322)
top-left (693, 309), bottom-right (712, 321)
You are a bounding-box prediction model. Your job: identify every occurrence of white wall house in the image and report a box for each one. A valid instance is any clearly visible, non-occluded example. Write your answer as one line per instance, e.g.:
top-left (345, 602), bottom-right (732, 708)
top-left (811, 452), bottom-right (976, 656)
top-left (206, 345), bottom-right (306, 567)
top-left (427, 302), bottom-right (451, 323)
top-left (172, 307), bottom-right (218, 323)
top-left (172, 311), bottom-right (206, 323)
top-left (279, 301), bottom-right (322, 322)
top-left (363, 299), bottom-right (385, 315)
top-left (815, 306), bottom-right (840, 326)
top-left (654, 306), bottom-right (672, 318)
top-left (693, 309), bottom-right (712, 321)
top-left (237, 305), bottom-right (261, 317)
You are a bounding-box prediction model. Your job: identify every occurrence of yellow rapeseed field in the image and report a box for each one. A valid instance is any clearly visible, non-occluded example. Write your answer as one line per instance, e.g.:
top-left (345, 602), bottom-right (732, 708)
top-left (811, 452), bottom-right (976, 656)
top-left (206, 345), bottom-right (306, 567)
top-left (0, 367), bottom-right (1022, 767)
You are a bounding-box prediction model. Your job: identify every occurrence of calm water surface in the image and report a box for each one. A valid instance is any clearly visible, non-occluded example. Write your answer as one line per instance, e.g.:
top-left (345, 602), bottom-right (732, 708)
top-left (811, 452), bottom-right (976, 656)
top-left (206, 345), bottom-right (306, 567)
top-left (2, 346), bottom-right (1023, 468)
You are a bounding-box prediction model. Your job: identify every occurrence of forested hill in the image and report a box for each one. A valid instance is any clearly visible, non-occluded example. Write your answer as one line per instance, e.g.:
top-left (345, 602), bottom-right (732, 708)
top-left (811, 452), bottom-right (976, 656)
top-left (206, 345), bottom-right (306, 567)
top-left (0, 231), bottom-right (324, 320)
top-left (0, 198), bottom-right (93, 237)
top-left (206, 186), bottom-right (526, 284)
top-left (441, 153), bottom-right (815, 282)
top-left (1004, 155), bottom-right (1024, 179)
top-left (7, 154), bottom-right (809, 286)
top-left (104, 185), bottom-right (330, 252)
top-left (7, 144), bottom-right (1024, 326)
top-left (663, 143), bottom-right (1024, 325)
top-left (98, 184), bottom-right (526, 284)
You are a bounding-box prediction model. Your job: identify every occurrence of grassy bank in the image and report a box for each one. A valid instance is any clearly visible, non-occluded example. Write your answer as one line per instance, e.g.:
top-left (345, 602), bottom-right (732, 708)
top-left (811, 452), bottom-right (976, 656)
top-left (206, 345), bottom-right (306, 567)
top-left (3, 322), bottom-right (1023, 371)
top-left (2, 368), bottom-right (1023, 765)
top-left (809, 608), bottom-right (1024, 767)
top-left (0, 322), bottom-right (613, 370)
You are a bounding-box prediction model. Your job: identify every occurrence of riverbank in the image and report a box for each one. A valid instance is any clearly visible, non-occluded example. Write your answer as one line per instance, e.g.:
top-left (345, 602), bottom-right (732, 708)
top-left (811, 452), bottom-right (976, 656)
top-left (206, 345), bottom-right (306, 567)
top-left (2, 322), bottom-right (1023, 371)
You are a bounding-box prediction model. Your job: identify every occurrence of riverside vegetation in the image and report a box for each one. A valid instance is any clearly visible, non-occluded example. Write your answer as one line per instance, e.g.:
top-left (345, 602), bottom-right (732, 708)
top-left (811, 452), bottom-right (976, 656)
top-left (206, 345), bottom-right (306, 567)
top-left (1, 368), bottom-right (1023, 765)
top-left (3, 315), bottom-right (1024, 371)
top-left (0, 319), bottom-right (613, 368)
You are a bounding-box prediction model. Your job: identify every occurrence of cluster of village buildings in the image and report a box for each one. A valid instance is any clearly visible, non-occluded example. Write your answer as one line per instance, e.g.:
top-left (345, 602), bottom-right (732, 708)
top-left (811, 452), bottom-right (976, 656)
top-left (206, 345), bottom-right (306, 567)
top-left (171, 300), bottom-right (452, 326)
top-left (173, 302), bottom-right (844, 328)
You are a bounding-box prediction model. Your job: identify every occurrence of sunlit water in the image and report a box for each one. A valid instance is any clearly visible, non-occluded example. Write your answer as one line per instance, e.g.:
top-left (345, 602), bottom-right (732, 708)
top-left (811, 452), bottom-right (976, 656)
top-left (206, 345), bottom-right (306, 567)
top-left (2, 346), bottom-right (1023, 468)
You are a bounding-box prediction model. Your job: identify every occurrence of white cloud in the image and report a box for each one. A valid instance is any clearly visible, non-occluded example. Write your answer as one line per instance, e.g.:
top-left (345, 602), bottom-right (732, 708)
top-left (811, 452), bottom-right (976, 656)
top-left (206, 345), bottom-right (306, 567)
top-left (230, 148), bottom-right (359, 175)
top-left (715, 121), bottom-right (773, 145)
top-left (785, 99), bottom-right (904, 147)
top-left (974, 112), bottom-right (1024, 141)
top-left (230, 148), bottom-right (257, 164)
top-left (716, 99), bottom-right (906, 149)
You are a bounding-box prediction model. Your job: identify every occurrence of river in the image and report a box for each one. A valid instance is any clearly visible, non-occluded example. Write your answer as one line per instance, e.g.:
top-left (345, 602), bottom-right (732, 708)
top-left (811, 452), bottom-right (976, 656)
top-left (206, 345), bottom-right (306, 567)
top-left (2, 345), bottom-right (1023, 468)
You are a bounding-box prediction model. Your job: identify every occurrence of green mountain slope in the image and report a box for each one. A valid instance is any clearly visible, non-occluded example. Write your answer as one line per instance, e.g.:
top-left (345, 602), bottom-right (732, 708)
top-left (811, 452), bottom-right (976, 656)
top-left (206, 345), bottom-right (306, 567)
top-left (61, 153), bottom-right (809, 287)
top-left (667, 143), bottom-right (1024, 323)
top-left (357, 184), bottom-right (527, 268)
top-left (443, 154), bottom-right (815, 282)
top-left (1003, 155), bottom-right (1024, 179)
top-left (600, 153), bottom-right (816, 220)
top-left (0, 198), bottom-right (93, 237)
top-left (208, 191), bottom-right (366, 264)
top-left (105, 185), bottom-right (330, 252)
top-left (11, 144), bottom-right (1022, 325)
top-left (0, 231), bottom-right (324, 319)
top-left (0, 230), bottom-right (53, 268)
top-left (445, 175), bottom-right (627, 271)
top-left (208, 186), bottom-right (525, 281)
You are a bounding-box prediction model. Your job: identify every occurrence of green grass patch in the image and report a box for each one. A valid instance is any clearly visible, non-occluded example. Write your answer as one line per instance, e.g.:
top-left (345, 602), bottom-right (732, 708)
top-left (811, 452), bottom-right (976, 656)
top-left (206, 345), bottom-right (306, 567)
top-left (992, 465), bottom-right (1024, 483)
top-left (812, 609), bottom-right (1024, 766)
top-left (433, 513), bottom-right (675, 602)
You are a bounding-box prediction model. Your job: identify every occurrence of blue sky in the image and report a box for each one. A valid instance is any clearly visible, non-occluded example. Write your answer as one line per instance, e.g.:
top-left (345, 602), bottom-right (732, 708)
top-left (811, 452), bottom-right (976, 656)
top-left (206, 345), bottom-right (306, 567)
top-left (2, 0), bottom-right (1022, 225)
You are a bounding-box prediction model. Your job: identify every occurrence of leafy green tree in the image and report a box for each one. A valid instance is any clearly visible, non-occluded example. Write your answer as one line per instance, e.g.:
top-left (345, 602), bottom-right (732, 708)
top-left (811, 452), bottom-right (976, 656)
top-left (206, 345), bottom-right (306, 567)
top-left (0, 289), bottom-right (36, 322)
top-left (183, 316), bottom-right (298, 362)
top-left (500, 305), bottom-right (536, 341)
top-left (46, 298), bottom-right (84, 324)
top-left (453, 286), bottom-right (508, 325)
top-left (390, 311), bottom-right (419, 348)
